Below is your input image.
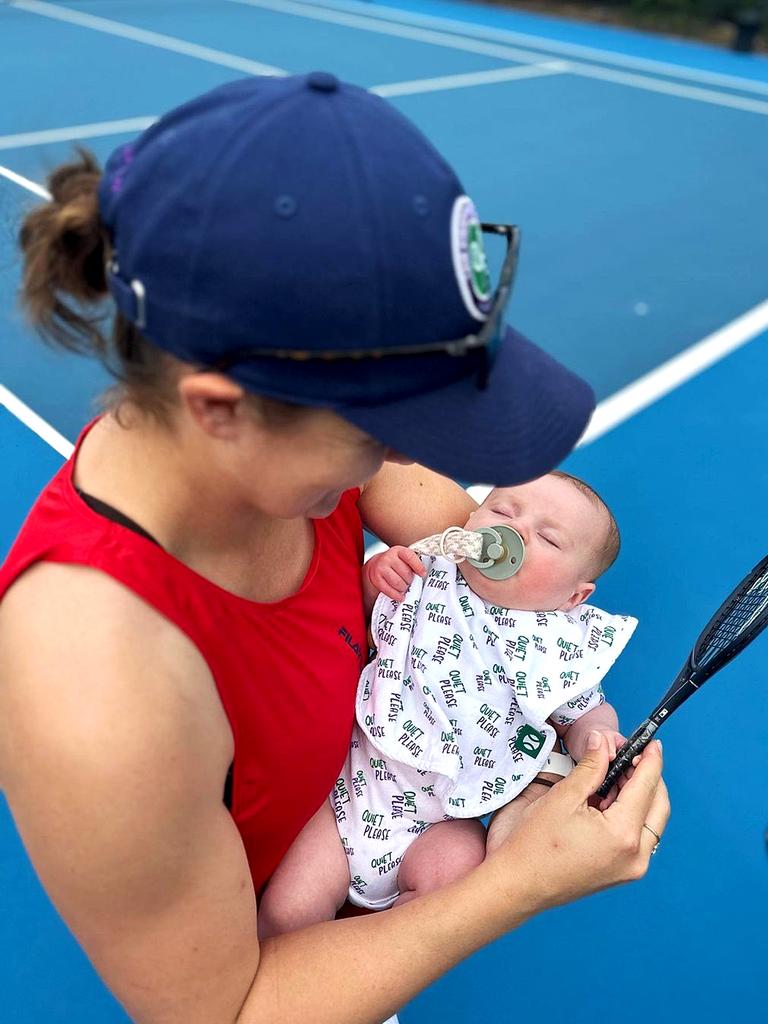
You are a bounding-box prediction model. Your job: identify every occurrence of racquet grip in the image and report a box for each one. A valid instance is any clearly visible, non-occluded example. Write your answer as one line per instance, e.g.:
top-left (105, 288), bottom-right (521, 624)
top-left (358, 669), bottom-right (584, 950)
top-left (596, 718), bottom-right (658, 798)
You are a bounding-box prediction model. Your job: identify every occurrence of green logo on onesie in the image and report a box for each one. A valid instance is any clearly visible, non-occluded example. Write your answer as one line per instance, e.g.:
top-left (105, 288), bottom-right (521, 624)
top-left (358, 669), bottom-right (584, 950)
top-left (513, 725), bottom-right (547, 758)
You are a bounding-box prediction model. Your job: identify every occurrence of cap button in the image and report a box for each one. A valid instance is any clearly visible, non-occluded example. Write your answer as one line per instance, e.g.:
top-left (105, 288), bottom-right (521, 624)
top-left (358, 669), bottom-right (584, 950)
top-left (307, 71), bottom-right (339, 93)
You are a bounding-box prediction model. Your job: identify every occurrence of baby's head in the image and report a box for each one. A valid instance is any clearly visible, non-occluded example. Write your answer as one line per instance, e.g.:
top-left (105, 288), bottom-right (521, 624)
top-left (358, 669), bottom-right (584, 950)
top-left (460, 471), bottom-right (620, 612)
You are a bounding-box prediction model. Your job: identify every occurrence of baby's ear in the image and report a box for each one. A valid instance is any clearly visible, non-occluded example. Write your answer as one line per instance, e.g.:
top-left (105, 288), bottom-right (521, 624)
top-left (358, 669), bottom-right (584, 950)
top-left (561, 581), bottom-right (595, 612)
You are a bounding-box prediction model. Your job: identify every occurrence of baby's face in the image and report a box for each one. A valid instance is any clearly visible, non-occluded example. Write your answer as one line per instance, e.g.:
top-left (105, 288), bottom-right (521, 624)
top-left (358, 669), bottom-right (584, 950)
top-left (459, 475), bottom-right (605, 611)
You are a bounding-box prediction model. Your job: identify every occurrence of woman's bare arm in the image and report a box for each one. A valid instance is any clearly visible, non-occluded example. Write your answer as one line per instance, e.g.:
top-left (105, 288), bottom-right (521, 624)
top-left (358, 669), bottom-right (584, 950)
top-left (0, 563), bottom-right (669, 1024)
top-left (359, 462), bottom-right (477, 546)
top-left (0, 564), bottom-right (256, 1024)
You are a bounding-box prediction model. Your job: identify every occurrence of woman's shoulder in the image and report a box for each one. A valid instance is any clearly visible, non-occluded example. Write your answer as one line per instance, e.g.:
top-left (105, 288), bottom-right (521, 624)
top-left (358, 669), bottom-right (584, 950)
top-left (0, 561), bottom-right (233, 790)
top-left (1, 557), bottom-right (190, 647)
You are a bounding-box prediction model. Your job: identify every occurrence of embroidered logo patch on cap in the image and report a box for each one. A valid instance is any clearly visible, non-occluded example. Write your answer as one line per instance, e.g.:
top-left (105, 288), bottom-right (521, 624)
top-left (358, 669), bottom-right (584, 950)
top-left (451, 195), bottom-right (492, 320)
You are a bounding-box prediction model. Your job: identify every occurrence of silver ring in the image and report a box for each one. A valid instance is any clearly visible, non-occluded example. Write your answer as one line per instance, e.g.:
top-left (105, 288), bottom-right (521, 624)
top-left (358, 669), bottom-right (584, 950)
top-left (642, 823), bottom-right (661, 855)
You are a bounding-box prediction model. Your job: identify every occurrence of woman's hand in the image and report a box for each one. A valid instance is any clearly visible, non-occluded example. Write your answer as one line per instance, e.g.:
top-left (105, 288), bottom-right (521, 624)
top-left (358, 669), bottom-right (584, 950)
top-left (568, 726), bottom-right (626, 763)
top-left (483, 732), bottom-right (669, 915)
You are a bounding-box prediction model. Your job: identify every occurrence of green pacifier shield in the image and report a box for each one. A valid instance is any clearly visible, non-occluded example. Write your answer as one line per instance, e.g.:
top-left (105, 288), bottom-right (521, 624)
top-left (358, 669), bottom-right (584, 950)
top-left (467, 526), bottom-right (525, 580)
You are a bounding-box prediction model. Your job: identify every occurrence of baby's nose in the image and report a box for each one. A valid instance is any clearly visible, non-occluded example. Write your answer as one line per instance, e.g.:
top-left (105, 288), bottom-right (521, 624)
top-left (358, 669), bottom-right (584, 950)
top-left (505, 517), bottom-right (529, 545)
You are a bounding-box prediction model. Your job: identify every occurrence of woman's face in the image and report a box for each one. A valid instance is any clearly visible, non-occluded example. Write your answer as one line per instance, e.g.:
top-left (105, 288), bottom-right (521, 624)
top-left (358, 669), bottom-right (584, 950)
top-left (246, 407), bottom-right (403, 519)
top-left (178, 372), bottom-right (411, 519)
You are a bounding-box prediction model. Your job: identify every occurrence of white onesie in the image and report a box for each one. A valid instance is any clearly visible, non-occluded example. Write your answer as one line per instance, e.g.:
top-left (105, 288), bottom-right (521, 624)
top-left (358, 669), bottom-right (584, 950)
top-left (331, 556), bottom-right (637, 910)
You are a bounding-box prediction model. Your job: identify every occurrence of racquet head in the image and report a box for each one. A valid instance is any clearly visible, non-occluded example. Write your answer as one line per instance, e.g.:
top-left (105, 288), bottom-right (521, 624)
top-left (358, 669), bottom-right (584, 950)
top-left (652, 554), bottom-right (768, 714)
top-left (599, 554), bottom-right (768, 800)
top-left (689, 554), bottom-right (768, 679)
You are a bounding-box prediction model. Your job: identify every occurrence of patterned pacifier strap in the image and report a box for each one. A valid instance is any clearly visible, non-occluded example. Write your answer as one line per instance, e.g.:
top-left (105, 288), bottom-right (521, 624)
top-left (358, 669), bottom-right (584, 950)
top-left (410, 525), bottom-right (525, 580)
top-left (409, 526), bottom-right (483, 562)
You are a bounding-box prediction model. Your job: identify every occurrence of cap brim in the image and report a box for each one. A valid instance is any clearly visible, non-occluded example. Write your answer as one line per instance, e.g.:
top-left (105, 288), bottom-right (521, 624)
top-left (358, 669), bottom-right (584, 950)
top-left (342, 326), bottom-right (595, 485)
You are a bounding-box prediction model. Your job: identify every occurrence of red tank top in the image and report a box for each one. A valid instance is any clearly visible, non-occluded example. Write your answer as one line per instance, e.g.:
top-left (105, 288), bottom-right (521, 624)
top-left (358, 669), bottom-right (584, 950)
top-left (0, 420), bottom-right (367, 894)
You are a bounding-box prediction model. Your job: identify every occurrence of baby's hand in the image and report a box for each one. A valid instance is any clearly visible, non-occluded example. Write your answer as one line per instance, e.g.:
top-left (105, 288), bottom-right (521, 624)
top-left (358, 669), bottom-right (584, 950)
top-left (364, 545), bottom-right (428, 602)
top-left (565, 724), bottom-right (627, 810)
top-left (560, 704), bottom-right (625, 809)
top-left (599, 729), bottom-right (625, 762)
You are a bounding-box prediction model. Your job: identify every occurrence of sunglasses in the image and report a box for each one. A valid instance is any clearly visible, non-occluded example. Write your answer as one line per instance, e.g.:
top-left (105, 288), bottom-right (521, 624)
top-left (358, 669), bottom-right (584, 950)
top-left (210, 223), bottom-right (521, 390)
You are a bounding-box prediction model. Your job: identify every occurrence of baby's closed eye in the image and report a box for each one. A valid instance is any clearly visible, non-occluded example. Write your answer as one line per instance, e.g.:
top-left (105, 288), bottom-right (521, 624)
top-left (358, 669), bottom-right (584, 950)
top-left (538, 533), bottom-right (560, 548)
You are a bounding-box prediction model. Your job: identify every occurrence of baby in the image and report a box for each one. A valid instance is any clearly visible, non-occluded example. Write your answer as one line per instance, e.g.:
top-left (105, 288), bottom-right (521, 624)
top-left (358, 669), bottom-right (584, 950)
top-left (258, 471), bottom-right (635, 934)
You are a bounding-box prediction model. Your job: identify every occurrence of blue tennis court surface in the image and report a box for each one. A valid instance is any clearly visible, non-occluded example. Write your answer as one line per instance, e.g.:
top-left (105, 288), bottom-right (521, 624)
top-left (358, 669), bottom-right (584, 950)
top-left (1, 1), bottom-right (767, 1021)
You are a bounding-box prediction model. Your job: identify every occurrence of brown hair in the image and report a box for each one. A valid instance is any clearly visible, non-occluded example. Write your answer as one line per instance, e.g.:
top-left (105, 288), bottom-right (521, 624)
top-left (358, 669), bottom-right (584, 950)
top-left (551, 470), bottom-right (621, 580)
top-left (18, 148), bottom-right (311, 429)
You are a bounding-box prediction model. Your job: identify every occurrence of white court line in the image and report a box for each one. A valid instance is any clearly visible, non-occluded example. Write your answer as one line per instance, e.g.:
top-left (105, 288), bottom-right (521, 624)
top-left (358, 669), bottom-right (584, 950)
top-left (228, 0), bottom-right (768, 115)
top-left (579, 297), bottom-right (768, 446)
top-left (0, 65), bottom-right (570, 153)
top-left (9, 0), bottom-right (287, 77)
top-left (0, 163), bottom-right (49, 198)
top-left (572, 61), bottom-right (768, 116)
top-left (2, 55), bottom-right (766, 162)
top-left (7, 0), bottom-right (767, 117)
top-left (465, 300), bottom-right (768, 505)
top-left (0, 168), bottom-right (72, 452)
top-left (227, 0), bottom-right (565, 66)
top-left (1, 66), bottom-right (764, 171)
top-left (0, 383), bottom-right (74, 457)
top-left (296, 0), bottom-right (768, 97)
top-left (371, 60), bottom-right (569, 97)
top-left (0, 117), bottom-right (158, 152)
top-left (0, 167), bottom-right (73, 456)
top-left (0, 68), bottom-right (565, 157)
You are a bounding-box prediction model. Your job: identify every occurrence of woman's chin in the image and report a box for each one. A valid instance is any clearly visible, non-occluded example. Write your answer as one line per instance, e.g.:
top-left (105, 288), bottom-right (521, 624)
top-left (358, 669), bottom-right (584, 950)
top-left (307, 492), bottom-right (343, 518)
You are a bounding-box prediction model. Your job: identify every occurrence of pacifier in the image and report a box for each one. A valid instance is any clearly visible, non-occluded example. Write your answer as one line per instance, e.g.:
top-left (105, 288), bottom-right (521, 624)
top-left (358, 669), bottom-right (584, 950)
top-left (410, 525), bottom-right (525, 581)
top-left (466, 525), bottom-right (525, 580)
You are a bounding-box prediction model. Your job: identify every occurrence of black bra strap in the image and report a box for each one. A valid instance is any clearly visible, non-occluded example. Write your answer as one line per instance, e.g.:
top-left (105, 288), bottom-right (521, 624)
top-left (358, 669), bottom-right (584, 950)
top-left (75, 488), bottom-right (161, 548)
top-left (223, 765), bottom-right (234, 811)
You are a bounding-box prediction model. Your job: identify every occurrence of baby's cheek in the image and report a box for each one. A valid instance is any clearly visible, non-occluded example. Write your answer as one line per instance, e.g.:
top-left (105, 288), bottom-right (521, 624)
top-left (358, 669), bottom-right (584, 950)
top-left (526, 553), bottom-right (567, 604)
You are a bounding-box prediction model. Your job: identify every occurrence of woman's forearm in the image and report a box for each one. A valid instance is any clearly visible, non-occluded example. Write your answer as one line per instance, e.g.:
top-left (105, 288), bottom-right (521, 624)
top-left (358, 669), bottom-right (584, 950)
top-left (239, 858), bottom-right (531, 1024)
top-left (238, 735), bottom-right (669, 1024)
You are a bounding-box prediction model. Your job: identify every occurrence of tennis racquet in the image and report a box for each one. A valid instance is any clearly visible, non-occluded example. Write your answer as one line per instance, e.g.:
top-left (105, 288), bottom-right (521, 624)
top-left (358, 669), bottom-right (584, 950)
top-left (597, 554), bottom-right (768, 799)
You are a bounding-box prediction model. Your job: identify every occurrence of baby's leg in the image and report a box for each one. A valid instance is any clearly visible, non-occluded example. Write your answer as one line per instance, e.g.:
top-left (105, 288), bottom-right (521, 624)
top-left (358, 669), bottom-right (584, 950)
top-left (258, 799), bottom-right (350, 938)
top-left (393, 819), bottom-right (486, 907)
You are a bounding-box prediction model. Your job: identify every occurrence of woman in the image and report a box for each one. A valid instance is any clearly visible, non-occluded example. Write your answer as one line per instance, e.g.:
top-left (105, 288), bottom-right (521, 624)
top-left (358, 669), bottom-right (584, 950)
top-left (0, 73), bottom-right (668, 1024)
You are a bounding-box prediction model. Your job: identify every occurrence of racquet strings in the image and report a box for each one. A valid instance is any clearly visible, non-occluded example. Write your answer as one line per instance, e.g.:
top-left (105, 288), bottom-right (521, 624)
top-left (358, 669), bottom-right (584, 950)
top-left (694, 559), bottom-right (768, 670)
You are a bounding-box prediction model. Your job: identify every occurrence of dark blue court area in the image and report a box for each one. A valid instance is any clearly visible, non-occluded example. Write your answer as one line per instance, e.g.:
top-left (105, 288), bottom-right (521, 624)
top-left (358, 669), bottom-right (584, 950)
top-left (1, 1), bottom-right (767, 1021)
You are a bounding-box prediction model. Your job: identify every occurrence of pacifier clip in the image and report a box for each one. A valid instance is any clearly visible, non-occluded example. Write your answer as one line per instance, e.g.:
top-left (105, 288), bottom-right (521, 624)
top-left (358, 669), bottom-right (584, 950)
top-left (410, 525), bottom-right (525, 580)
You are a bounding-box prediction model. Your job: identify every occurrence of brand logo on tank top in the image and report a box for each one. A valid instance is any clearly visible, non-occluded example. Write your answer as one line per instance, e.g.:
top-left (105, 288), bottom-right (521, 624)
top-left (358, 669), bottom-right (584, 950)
top-left (338, 625), bottom-right (364, 665)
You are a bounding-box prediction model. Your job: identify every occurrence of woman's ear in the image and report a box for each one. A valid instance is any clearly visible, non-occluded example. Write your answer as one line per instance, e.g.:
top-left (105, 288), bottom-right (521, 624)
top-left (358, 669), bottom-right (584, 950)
top-left (178, 372), bottom-right (248, 439)
top-left (559, 580), bottom-right (596, 612)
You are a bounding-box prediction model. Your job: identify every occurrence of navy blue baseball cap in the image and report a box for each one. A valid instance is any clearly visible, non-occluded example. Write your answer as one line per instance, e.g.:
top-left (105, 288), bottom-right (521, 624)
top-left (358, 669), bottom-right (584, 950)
top-left (99, 72), bottom-right (594, 485)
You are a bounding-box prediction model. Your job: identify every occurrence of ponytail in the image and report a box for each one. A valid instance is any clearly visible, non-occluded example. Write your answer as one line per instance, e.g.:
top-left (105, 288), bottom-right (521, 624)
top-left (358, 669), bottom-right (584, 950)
top-left (19, 148), bottom-right (110, 355)
top-left (18, 149), bottom-right (182, 424)
top-left (17, 148), bottom-right (315, 430)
